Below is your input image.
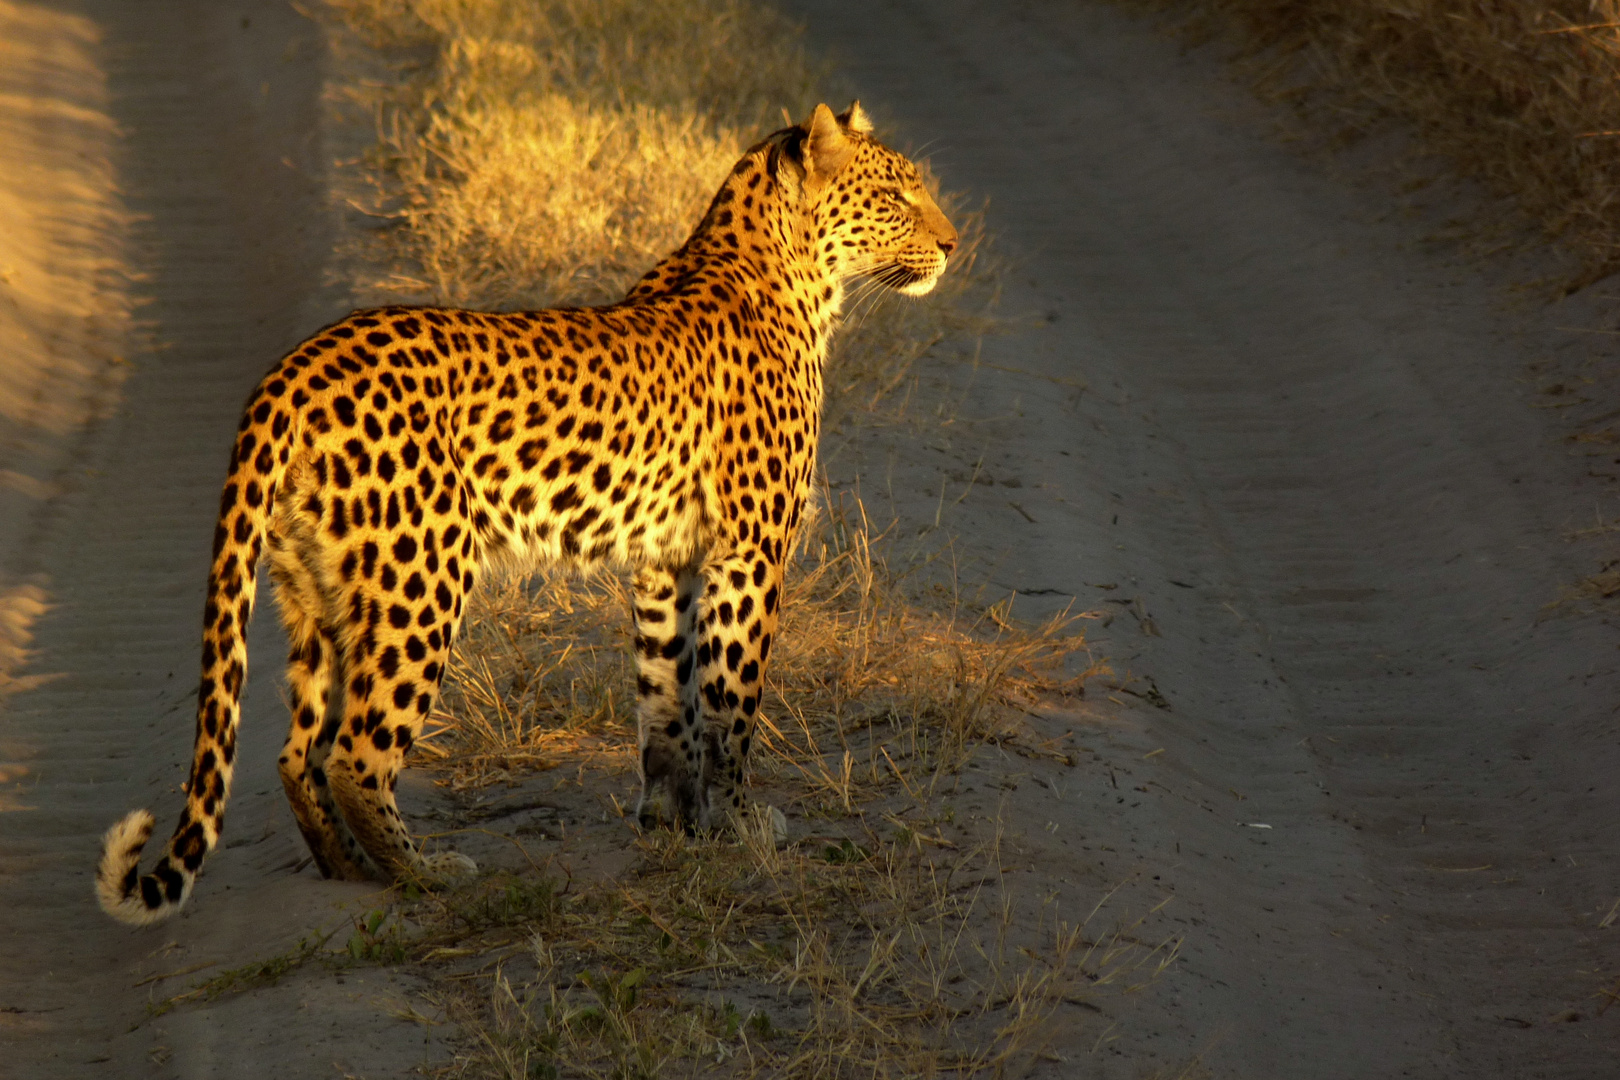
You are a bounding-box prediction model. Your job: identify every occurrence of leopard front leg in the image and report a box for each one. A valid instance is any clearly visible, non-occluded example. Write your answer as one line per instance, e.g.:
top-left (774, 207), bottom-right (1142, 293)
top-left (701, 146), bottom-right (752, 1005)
top-left (632, 564), bottom-right (707, 832)
top-left (694, 545), bottom-right (786, 840)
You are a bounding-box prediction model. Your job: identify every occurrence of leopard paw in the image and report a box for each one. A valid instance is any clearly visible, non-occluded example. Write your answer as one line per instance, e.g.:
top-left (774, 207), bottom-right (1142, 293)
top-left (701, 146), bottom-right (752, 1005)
top-left (634, 779), bottom-right (707, 835)
top-left (416, 850), bottom-right (477, 884)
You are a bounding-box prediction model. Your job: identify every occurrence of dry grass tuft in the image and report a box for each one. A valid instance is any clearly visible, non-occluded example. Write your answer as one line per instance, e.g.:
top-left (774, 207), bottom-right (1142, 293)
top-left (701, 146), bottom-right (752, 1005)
top-left (1544, 558), bottom-right (1620, 617)
top-left (430, 493), bottom-right (1098, 795)
top-left (1132, 0), bottom-right (1620, 288)
top-left (410, 807), bottom-right (1177, 1080)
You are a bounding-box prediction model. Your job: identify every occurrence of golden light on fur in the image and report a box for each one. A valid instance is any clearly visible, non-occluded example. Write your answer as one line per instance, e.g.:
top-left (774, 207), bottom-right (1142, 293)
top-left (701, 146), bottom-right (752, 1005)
top-left (95, 76), bottom-right (955, 922)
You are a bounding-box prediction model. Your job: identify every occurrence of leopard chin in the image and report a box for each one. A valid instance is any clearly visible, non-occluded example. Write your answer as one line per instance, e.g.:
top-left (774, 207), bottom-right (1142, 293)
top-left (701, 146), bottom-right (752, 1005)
top-left (898, 273), bottom-right (944, 296)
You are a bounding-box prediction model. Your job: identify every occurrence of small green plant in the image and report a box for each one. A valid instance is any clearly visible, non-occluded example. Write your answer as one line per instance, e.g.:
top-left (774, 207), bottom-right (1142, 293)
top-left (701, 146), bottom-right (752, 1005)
top-left (822, 838), bottom-right (871, 865)
top-left (745, 1008), bottom-right (775, 1041)
top-left (347, 907), bottom-right (410, 963)
top-left (579, 967), bottom-right (647, 1017)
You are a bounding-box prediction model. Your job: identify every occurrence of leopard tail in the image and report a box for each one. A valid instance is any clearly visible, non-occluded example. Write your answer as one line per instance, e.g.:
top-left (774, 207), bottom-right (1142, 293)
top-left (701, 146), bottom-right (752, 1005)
top-left (98, 379), bottom-right (299, 925)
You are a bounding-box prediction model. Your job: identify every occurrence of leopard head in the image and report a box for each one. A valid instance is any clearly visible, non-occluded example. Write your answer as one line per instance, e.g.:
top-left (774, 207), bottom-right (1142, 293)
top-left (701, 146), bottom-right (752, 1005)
top-left (784, 102), bottom-right (958, 297)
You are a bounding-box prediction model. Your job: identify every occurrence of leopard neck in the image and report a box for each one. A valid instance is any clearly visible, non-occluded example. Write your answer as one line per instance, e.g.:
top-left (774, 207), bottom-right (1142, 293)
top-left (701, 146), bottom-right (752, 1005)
top-left (672, 140), bottom-right (845, 343)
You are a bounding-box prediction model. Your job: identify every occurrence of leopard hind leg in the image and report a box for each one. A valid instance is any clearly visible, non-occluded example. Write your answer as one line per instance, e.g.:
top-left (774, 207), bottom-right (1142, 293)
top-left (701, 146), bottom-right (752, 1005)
top-left (267, 511), bottom-right (375, 880)
top-left (322, 539), bottom-right (476, 884)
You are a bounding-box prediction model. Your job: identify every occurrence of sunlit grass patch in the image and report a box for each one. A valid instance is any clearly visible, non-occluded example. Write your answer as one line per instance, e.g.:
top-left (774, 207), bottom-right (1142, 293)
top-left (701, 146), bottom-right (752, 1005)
top-left (329, 0), bottom-right (822, 308)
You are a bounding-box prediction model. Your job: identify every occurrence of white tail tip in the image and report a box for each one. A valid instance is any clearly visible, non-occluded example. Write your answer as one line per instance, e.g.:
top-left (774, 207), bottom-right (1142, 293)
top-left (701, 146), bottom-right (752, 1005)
top-left (96, 809), bottom-right (182, 926)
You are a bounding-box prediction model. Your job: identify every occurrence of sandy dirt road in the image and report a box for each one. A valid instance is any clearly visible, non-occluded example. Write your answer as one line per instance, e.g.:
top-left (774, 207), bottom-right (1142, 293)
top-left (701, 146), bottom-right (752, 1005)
top-left (2, 0), bottom-right (1619, 1076)
top-left (786, 1), bottom-right (1620, 1076)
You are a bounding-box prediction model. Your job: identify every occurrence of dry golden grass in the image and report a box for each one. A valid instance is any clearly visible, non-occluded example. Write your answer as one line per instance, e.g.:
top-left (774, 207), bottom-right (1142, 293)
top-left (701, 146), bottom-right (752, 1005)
top-left (330, 0), bottom-right (819, 308)
top-left (311, 0), bottom-right (1138, 1074)
top-left (413, 819), bottom-right (1180, 1080)
top-left (427, 494), bottom-right (1098, 796)
top-left (1132, 0), bottom-right (1620, 288)
top-left (391, 492), bottom-right (1131, 1077)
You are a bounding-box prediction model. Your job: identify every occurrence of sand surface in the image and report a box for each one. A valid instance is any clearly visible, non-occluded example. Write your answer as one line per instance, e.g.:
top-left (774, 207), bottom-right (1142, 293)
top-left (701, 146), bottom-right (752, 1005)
top-left (2, 0), bottom-right (1618, 1076)
top-left (0, 2), bottom-right (449, 1075)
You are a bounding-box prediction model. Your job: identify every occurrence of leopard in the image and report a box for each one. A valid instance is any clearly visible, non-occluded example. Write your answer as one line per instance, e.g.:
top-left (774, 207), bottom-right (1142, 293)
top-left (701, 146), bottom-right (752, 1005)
top-left (97, 101), bottom-right (956, 925)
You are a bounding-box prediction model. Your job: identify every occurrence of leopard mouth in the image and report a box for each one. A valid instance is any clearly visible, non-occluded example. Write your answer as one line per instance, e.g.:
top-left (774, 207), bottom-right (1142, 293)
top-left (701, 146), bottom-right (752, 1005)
top-left (869, 261), bottom-right (944, 296)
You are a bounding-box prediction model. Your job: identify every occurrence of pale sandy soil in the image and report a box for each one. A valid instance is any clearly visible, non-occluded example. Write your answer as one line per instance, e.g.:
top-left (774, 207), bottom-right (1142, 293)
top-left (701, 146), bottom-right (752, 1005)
top-left (2, 0), bottom-right (1619, 1077)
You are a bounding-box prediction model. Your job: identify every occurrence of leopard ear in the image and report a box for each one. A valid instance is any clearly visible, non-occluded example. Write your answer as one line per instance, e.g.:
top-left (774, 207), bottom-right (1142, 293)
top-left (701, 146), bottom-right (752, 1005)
top-left (840, 100), bottom-right (874, 135)
top-left (802, 103), bottom-right (854, 178)
top-left (768, 139), bottom-right (804, 199)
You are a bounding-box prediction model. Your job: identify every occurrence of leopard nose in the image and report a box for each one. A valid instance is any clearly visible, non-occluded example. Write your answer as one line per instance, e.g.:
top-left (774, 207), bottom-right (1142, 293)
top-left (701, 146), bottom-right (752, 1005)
top-left (936, 236), bottom-right (956, 257)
